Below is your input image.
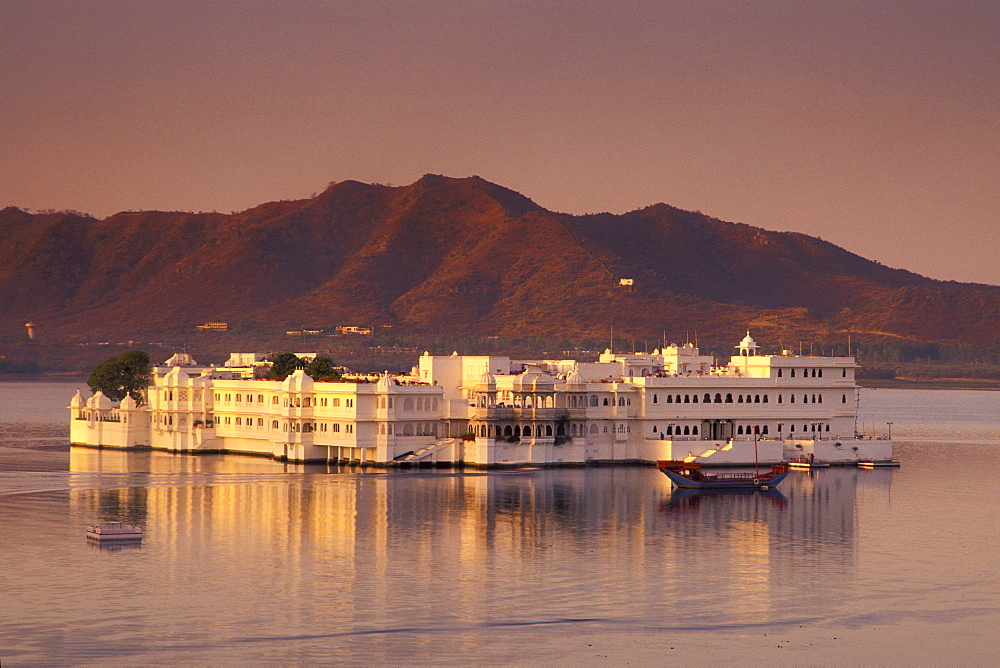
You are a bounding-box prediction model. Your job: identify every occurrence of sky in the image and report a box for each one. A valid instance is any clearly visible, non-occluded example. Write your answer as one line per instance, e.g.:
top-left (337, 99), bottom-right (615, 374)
top-left (1, 0), bottom-right (998, 285)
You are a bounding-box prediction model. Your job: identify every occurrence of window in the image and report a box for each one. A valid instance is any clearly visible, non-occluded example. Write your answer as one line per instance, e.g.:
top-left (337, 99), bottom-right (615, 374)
top-left (754, 395), bottom-right (760, 403)
top-left (714, 393), bottom-right (722, 403)
top-left (271, 420), bottom-right (278, 429)
top-left (693, 395), bottom-right (699, 403)
top-left (791, 369), bottom-right (796, 378)
top-left (778, 394), bottom-right (783, 403)
top-left (589, 424), bottom-right (598, 434)
top-left (683, 426), bottom-right (690, 435)
top-left (778, 368), bottom-right (783, 377)
top-left (257, 418), bottom-right (263, 427)
top-left (272, 396), bottom-right (278, 405)
top-left (347, 424), bottom-right (353, 433)
top-left (652, 394), bottom-right (658, 404)
top-left (333, 424), bottom-right (341, 433)
top-left (257, 395), bottom-right (263, 403)
top-left (235, 417), bottom-right (241, 426)
top-left (842, 394), bottom-right (847, 404)
top-left (667, 395), bottom-right (673, 403)
top-left (692, 426), bottom-right (698, 435)
top-left (737, 425), bottom-right (744, 435)
top-left (603, 398), bottom-right (609, 406)
top-left (763, 395), bottom-right (769, 403)
top-left (684, 395), bottom-right (690, 403)
top-left (762, 425), bottom-right (768, 434)
top-left (738, 395), bottom-right (744, 404)
top-left (590, 395), bottom-right (598, 407)
top-left (790, 395), bottom-right (795, 403)
top-left (842, 368), bottom-right (847, 378)
top-left (236, 394), bottom-right (241, 402)
top-left (818, 369), bottom-right (823, 377)
top-left (725, 393), bottom-right (733, 403)
top-left (333, 398), bottom-right (341, 407)
top-left (618, 397), bottom-right (625, 406)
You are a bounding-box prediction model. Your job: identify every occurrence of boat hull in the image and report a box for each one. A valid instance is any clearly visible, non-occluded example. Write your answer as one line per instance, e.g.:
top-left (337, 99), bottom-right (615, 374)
top-left (659, 466), bottom-right (790, 489)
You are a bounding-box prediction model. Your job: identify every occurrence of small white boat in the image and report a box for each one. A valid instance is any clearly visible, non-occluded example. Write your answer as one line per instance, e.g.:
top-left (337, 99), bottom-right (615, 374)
top-left (857, 459), bottom-right (900, 468)
top-left (87, 521), bottom-right (143, 541)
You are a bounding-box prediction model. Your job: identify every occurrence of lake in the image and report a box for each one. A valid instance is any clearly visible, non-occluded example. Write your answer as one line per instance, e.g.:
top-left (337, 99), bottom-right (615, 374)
top-left (2, 381), bottom-right (999, 664)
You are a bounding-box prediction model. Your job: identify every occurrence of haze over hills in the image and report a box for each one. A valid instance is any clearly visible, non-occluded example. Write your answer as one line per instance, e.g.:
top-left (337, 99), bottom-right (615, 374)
top-left (2, 174), bottom-right (998, 348)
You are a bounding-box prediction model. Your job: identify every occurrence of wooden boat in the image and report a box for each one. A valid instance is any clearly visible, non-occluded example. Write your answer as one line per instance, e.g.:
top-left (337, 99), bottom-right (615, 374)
top-left (86, 521), bottom-right (143, 541)
top-left (657, 460), bottom-right (790, 489)
top-left (857, 459), bottom-right (900, 468)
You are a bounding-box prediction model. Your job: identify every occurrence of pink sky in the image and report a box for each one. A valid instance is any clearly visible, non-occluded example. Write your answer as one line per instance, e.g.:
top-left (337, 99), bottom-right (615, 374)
top-left (2, 0), bottom-right (997, 285)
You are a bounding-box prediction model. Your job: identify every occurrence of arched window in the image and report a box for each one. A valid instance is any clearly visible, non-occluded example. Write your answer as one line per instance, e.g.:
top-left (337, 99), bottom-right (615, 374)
top-left (842, 394), bottom-right (847, 404)
top-left (683, 426), bottom-right (690, 435)
top-left (692, 395), bottom-right (699, 403)
top-left (778, 394), bottom-right (783, 403)
top-left (666, 426), bottom-right (673, 435)
top-left (714, 393), bottom-right (722, 403)
top-left (235, 417), bottom-right (242, 426)
top-left (692, 426), bottom-right (698, 435)
top-left (762, 425), bottom-right (769, 434)
top-left (272, 396), bottom-right (278, 405)
top-left (842, 368), bottom-right (847, 378)
top-left (754, 395), bottom-right (760, 403)
top-left (778, 368), bottom-right (783, 377)
top-left (514, 426), bottom-right (522, 437)
top-left (653, 425), bottom-right (658, 433)
top-left (271, 420), bottom-right (278, 429)
top-left (652, 394), bottom-right (658, 404)
top-left (525, 396), bottom-right (533, 408)
top-left (333, 398), bottom-right (341, 407)
top-left (790, 395), bottom-right (795, 403)
top-left (590, 395), bottom-right (598, 406)
top-left (236, 394), bottom-right (241, 402)
top-left (667, 395), bottom-right (673, 404)
top-left (603, 398), bottom-right (609, 406)
top-left (726, 393), bottom-right (733, 403)
top-left (684, 395), bottom-right (690, 403)
top-left (763, 395), bottom-right (769, 403)
top-left (826, 424), bottom-right (830, 431)
top-left (791, 369), bottom-right (796, 378)
top-left (402, 423), bottom-right (413, 435)
top-left (257, 418), bottom-right (263, 427)
top-left (818, 395), bottom-right (823, 403)
top-left (618, 397), bottom-right (625, 406)
top-left (738, 395), bottom-right (744, 404)
top-left (504, 425), bottom-right (513, 436)
top-left (404, 398), bottom-right (414, 411)
top-left (803, 395), bottom-right (808, 404)
top-left (818, 369), bottom-right (823, 377)
top-left (257, 395), bottom-right (264, 403)
top-left (737, 425), bottom-right (744, 435)
top-left (546, 425), bottom-right (553, 436)
top-left (295, 398), bottom-right (300, 407)
top-left (703, 393), bottom-right (711, 403)
top-left (676, 395), bottom-right (681, 403)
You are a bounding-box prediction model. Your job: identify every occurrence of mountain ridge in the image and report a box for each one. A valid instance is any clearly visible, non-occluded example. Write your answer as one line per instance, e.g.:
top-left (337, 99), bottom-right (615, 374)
top-left (2, 174), bottom-right (997, 347)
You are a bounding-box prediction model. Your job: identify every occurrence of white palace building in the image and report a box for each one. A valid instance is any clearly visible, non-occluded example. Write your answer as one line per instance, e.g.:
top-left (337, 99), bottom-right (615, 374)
top-left (70, 334), bottom-right (892, 467)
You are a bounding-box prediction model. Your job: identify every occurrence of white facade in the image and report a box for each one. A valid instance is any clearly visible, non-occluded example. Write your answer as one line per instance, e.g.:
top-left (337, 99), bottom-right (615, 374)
top-left (70, 334), bottom-right (892, 466)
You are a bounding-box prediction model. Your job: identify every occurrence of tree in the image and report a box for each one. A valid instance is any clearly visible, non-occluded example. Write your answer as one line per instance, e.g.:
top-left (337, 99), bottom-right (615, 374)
top-left (269, 352), bottom-right (303, 379)
top-left (87, 350), bottom-right (150, 404)
top-left (305, 355), bottom-right (340, 381)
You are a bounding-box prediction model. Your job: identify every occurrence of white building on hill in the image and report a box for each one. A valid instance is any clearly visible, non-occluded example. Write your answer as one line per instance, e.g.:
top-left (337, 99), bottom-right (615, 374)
top-left (70, 333), bottom-right (892, 466)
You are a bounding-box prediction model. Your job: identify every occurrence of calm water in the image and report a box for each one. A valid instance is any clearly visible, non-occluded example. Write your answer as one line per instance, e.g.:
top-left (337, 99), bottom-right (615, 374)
top-left (2, 381), bottom-right (999, 665)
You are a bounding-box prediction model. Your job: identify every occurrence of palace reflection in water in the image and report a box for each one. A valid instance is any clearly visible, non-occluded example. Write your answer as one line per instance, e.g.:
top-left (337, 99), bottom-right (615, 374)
top-left (66, 446), bottom-right (876, 640)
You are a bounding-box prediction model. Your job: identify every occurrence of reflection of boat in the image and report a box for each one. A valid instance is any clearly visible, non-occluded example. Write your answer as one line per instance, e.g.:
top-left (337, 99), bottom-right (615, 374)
top-left (788, 456), bottom-right (830, 470)
top-left (857, 459), bottom-right (900, 468)
top-left (657, 460), bottom-right (790, 489)
top-left (86, 521), bottom-right (143, 541)
top-left (666, 487), bottom-right (788, 510)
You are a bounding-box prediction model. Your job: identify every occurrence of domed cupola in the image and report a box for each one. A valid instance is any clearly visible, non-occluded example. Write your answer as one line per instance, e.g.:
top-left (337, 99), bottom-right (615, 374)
top-left (376, 372), bottom-right (393, 390)
top-left (120, 394), bottom-right (137, 410)
top-left (736, 331), bottom-right (760, 356)
top-left (566, 365), bottom-right (584, 386)
top-left (478, 370), bottom-right (497, 387)
top-left (69, 390), bottom-right (85, 409)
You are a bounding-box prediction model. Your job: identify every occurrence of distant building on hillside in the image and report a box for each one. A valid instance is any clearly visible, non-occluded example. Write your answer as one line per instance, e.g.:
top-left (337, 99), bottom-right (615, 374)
top-left (196, 322), bottom-right (228, 332)
top-left (336, 326), bottom-right (373, 335)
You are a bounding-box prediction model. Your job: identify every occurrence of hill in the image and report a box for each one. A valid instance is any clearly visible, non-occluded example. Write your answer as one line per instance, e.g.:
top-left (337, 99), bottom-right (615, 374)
top-left (1, 175), bottom-right (998, 348)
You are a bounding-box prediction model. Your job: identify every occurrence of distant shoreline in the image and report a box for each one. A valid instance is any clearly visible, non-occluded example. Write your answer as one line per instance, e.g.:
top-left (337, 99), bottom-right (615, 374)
top-left (859, 378), bottom-right (1000, 391)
